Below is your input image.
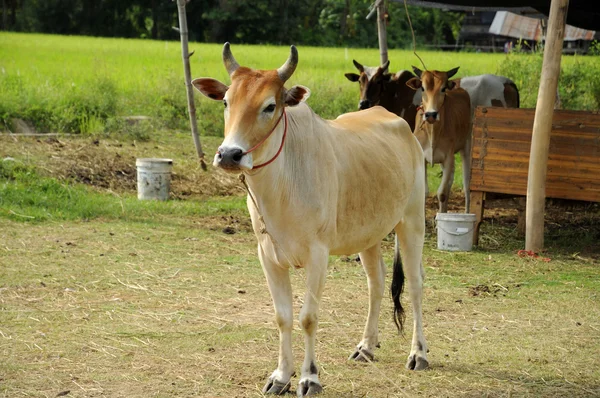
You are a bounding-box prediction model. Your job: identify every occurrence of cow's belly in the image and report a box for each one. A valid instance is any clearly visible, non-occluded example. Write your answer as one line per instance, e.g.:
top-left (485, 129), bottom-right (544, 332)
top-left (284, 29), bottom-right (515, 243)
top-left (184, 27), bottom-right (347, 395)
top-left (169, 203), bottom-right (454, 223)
top-left (329, 221), bottom-right (397, 256)
top-left (328, 187), bottom-right (408, 255)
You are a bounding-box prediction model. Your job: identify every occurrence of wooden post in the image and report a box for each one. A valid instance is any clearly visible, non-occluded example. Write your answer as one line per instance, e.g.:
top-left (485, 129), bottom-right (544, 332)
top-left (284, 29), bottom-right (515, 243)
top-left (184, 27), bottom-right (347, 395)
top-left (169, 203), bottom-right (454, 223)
top-left (525, 0), bottom-right (568, 251)
top-left (470, 191), bottom-right (485, 246)
top-left (175, 0), bottom-right (207, 170)
top-left (376, 0), bottom-right (388, 65)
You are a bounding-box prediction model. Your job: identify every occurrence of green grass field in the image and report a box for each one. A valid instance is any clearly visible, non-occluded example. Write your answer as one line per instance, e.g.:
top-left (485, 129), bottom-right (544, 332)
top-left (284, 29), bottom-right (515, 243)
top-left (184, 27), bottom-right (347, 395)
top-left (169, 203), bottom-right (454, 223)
top-left (2, 32), bottom-right (599, 136)
top-left (1, 33), bottom-right (600, 397)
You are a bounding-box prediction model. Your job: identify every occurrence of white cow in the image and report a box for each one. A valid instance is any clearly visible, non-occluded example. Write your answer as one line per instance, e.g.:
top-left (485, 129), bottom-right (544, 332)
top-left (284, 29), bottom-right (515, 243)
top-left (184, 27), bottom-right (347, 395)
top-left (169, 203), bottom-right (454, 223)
top-left (193, 44), bottom-right (428, 397)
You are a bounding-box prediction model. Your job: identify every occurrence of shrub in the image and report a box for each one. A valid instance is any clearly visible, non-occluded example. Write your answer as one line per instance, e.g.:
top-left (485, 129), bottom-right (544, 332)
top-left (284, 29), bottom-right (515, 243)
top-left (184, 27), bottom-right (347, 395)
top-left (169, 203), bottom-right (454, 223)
top-left (497, 50), bottom-right (600, 111)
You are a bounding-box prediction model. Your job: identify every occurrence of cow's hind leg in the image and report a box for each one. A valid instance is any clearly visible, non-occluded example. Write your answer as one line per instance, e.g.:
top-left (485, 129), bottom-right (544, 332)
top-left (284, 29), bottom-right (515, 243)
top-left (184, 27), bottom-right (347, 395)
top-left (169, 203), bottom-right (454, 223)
top-left (297, 246), bottom-right (328, 397)
top-left (395, 197), bottom-right (428, 370)
top-left (259, 245), bottom-right (295, 395)
top-left (349, 243), bottom-right (385, 362)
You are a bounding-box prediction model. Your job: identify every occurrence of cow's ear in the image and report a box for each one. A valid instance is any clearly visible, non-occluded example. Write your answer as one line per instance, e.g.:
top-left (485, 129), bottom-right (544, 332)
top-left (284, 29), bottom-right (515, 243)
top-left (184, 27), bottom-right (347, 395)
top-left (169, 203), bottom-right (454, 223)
top-left (285, 85), bottom-right (311, 106)
top-left (345, 73), bottom-right (360, 82)
top-left (446, 66), bottom-right (460, 79)
top-left (192, 78), bottom-right (228, 100)
top-left (406, 77), bottom-right (422, 91)
top-left (447, 80), bottom-right (456, 90)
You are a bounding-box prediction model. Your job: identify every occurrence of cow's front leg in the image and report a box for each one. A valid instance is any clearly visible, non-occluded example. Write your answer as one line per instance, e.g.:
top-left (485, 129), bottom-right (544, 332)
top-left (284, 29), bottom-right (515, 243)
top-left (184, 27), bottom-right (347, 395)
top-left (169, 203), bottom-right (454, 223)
top-left (459, 138), bottom-right (472, 213)
top-left (438, 155), bottom-right (455, 213)
top-left (297, 248), bottom-right (328, 397)
top-left (259, 245), bottom-right (295, 395)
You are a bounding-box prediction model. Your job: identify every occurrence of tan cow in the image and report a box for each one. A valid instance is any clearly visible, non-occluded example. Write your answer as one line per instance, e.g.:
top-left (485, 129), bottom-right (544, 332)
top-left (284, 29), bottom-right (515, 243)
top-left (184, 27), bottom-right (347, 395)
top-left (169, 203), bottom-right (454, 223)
top-left (406, 67), bottom-right (472, 213)
top-left (193, 44), bottom-right (428, 396)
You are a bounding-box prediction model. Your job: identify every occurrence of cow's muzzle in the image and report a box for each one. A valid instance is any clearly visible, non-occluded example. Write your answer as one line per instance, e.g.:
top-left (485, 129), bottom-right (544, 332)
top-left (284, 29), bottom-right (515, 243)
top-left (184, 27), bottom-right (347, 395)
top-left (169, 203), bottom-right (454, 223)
top-left (359, 100), bottom-right (370, 110)
top-left (215, 147), bottom-right (244, 170)
top-left (424, 111), bottom-right (438, 124)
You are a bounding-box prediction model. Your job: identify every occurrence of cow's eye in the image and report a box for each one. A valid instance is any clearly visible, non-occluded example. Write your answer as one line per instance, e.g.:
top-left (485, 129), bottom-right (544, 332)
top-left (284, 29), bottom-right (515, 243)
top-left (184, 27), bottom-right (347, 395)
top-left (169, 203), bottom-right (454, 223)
top-left (263, 104), bottom-right (276, 113)
top-left (223, 99), bottom-right (228, 108)
top-left (441, 87), bottom-right (446, 93)
top-left (421, 87), bottom-right (424, 92)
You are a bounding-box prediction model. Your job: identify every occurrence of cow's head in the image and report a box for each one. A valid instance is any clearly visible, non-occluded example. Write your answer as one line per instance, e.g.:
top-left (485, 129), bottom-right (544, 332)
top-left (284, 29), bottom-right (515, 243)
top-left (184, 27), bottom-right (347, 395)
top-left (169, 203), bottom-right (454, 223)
top-left (406, 66), bottom-right (459, 124)
top-left (192, 43), bottom-right (310, 172)
top-left (344, 59), bottom-right (391, 110)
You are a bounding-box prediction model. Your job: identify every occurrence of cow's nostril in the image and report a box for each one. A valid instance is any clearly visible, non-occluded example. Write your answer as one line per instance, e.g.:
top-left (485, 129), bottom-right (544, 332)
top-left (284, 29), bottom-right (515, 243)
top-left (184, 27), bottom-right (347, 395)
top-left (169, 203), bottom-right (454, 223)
top-left (232, 150), bottom-right (243, 162)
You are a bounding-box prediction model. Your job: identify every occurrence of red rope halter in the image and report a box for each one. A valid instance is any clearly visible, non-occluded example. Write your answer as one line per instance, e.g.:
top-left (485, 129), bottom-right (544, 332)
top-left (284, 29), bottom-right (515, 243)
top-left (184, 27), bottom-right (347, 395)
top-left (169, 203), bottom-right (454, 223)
top-left (243, 108), bottom-right (288, 170)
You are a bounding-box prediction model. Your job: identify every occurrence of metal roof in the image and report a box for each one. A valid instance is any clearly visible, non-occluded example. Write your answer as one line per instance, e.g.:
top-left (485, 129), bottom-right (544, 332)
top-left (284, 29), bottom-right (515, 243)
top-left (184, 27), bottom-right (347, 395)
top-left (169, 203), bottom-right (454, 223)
top-left (397, 0), bottom-right (600, 31)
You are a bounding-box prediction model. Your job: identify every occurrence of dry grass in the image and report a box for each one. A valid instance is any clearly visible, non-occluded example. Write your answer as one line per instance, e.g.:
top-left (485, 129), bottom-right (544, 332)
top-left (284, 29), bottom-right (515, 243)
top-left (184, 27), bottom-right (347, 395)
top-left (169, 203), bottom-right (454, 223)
top-left (1, 214), bottom-right (599, 397)
top-left (1, 134), bottom-right (600, 397)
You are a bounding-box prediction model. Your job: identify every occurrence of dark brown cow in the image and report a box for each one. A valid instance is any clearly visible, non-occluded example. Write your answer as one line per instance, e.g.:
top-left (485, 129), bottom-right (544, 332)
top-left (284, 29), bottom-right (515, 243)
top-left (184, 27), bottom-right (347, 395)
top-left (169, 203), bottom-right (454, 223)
top-left (344, 60), bottom-right (419, 131)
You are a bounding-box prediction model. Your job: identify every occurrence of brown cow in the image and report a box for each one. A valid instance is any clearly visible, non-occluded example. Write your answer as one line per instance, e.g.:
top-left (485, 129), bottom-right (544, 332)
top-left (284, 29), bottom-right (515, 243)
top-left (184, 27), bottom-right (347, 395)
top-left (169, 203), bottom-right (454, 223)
top-left (406, 66), bottom-right (472, 213)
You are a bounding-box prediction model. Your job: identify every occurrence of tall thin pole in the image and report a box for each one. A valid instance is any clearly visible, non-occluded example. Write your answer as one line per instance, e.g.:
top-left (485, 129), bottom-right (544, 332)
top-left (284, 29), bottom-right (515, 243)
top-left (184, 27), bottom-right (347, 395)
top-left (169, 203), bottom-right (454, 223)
top-left (525, 0), bottom-right (569, 251)
top-left (175, 0), bottom-right (207, 170)
top-left (376, 0), bottom-right (388, 65)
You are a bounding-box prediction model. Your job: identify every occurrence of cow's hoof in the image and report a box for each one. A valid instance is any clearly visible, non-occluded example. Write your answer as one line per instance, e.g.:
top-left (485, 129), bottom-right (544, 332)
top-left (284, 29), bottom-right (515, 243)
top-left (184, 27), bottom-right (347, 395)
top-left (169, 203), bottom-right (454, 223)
top-left (297, 379), bottom-right (323, 397)
top-left (349, 347), bottom-right (375, 362)
top-left (262, 377), bottom-right (292, 395)
top-left (406, 354), bottom-right (429, 371)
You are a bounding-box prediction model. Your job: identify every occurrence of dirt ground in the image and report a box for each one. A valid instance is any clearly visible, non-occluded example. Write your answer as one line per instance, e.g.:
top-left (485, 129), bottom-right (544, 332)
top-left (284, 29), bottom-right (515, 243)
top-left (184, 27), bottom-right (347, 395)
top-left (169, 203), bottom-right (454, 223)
top-left (3, 134), bottom-right (599, 249)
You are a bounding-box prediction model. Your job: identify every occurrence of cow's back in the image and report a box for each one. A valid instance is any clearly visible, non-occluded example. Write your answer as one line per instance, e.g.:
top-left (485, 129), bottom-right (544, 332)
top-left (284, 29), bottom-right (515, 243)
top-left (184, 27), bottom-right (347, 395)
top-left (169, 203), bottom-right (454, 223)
top-left (458, 74), bottom-right (517, 110)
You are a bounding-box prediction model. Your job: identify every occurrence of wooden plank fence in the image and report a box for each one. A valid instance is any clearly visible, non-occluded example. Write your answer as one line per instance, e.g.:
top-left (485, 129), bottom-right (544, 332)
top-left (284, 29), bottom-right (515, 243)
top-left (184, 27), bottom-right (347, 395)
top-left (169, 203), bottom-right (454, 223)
top-left (470, 106), bottom-right (600, 244)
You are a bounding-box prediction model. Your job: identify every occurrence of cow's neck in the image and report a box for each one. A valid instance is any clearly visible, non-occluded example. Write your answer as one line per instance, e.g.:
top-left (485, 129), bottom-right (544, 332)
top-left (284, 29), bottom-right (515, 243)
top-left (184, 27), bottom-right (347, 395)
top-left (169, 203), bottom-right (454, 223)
top-left (419, 109), bottom-right (448, 163)
top-left (380, 74), bottom-right (418, 120)
top-left (242, 105), bottom-right (316, 211)
top-left (380, 81), bottom-right (399, 107)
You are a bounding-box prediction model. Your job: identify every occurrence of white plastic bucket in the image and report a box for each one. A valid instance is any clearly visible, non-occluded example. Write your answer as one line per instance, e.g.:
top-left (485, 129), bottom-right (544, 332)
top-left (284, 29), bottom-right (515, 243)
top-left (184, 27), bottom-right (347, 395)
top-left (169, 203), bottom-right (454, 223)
top-left (136, 158), bottom-right (173, 201)
top-left (435, 213), bottom-right (477, 251)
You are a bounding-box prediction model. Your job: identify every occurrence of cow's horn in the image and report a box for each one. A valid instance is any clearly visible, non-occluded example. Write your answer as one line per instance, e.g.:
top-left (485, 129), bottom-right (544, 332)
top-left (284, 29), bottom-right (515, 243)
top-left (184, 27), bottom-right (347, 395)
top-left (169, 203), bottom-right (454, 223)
top-left (353, 59), bottom-right (364, 72)
top-left (222, 42), bottom-right (240, 77)
top-left (277, 45), bottom-right (298, 82)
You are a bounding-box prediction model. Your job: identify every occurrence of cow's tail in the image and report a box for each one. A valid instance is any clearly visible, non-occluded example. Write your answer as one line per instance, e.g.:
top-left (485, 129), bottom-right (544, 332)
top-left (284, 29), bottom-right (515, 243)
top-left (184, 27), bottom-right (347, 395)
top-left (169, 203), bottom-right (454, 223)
top-left (391, 234), bottom-right (405, 333)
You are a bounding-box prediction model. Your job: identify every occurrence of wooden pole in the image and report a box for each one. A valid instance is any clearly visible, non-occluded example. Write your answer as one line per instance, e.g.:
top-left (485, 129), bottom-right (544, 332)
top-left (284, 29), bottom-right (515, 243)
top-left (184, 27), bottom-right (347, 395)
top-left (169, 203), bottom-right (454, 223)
top-left (376, 0), bottom-right (388, 65)
top-left (525, 0), bottom-right (568, 251)
top-left (175, 0), bottom-right (207, 170)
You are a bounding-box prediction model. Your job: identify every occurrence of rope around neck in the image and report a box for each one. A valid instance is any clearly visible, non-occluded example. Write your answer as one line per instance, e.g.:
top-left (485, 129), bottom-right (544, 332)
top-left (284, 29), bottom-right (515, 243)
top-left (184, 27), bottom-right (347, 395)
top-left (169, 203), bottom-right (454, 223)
top-left (243, 108), bottom-right (288, 170)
